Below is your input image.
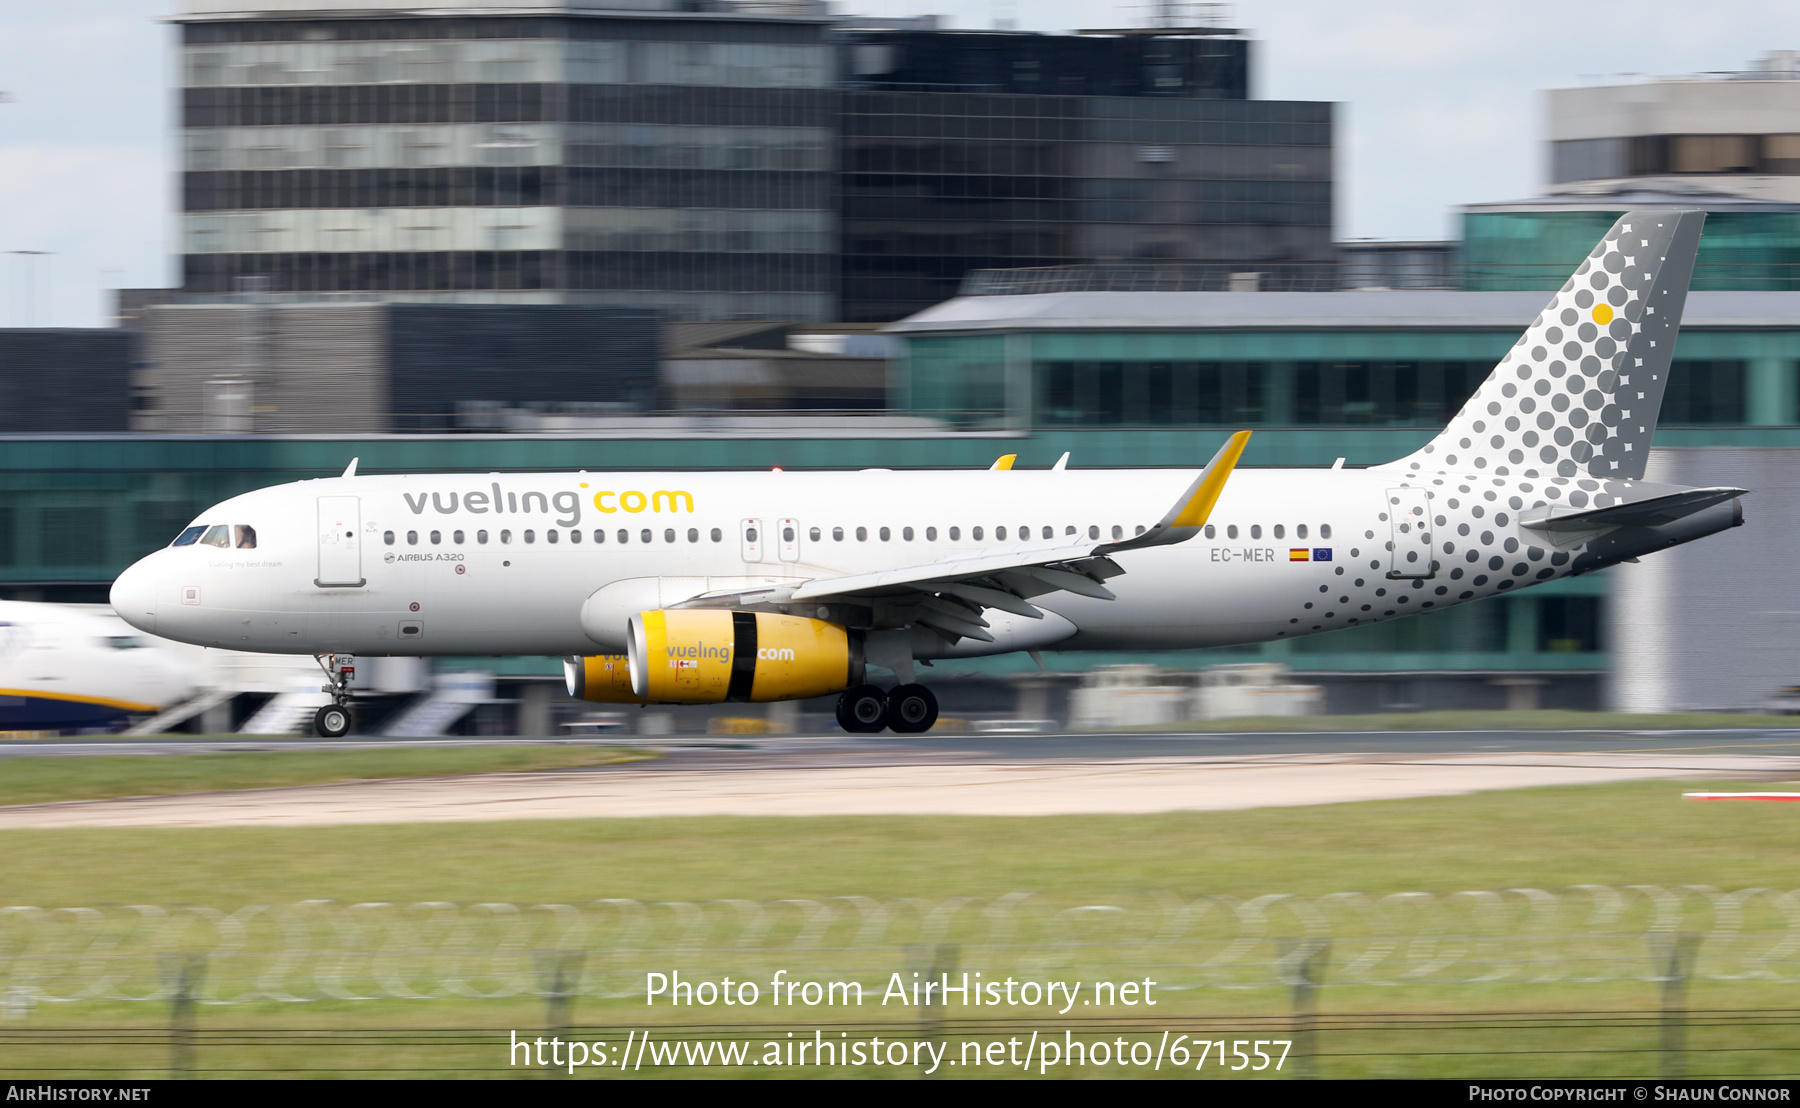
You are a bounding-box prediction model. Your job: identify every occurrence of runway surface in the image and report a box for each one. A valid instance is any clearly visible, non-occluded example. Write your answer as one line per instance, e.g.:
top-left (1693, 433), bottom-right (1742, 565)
top-left (1, 729), bottom-right (1798, 828)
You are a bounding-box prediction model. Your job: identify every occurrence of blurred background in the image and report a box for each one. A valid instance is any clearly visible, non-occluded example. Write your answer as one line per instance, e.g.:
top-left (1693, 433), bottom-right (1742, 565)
top-left (3, 0), bottom-right (1800, 736)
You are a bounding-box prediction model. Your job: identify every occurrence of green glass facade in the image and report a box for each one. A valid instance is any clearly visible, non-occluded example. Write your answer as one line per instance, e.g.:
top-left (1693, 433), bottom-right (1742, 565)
top-left (901, 328), bottom-right (1800, 430)
top-left (1462, 209), bottom-right (1800, 291)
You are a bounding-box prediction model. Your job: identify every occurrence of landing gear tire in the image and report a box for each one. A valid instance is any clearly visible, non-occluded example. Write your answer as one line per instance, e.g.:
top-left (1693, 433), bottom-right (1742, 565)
top-left (314, 703), bottom-right (352, 738)
top-left (836, 685), bottom-right (889, 734)
top-left (886, 684), bottom-right (939, 734)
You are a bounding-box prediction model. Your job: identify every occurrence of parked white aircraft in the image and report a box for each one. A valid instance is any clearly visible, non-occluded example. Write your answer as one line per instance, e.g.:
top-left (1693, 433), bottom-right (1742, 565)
top-left (111, 211), bottom-right (1744, 737)
top-left (0, 602), bottom-right (198, 731)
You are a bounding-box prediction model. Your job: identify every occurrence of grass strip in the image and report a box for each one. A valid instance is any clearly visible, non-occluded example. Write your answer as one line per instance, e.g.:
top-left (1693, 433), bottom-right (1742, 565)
top-left (0, 744), bottom-right (651, 809)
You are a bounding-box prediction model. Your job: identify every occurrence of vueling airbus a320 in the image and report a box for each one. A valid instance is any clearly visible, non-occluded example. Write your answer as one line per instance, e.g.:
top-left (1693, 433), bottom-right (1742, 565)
top-left (111, 210), bottom-right (1744, 737)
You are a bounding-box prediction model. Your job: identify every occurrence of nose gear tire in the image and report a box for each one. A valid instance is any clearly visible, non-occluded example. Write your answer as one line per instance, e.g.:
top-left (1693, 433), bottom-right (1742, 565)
top-left (314, 703), bottom-right (352, 738)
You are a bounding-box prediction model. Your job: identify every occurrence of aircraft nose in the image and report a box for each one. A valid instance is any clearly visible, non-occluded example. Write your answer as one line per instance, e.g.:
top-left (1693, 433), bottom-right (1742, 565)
top-left (110, 558), bottom-right (158, 634)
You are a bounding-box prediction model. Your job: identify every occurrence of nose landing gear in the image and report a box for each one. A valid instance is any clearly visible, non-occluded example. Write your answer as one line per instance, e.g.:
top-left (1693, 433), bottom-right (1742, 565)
top-left (313, 654), bottom-right (357, 738)
top-left (834, 683), bottom-right (939, 734)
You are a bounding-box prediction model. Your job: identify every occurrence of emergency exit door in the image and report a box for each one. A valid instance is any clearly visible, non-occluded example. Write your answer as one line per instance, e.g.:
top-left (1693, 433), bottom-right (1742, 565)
top-left (316, 496), bottom-right (364, 587)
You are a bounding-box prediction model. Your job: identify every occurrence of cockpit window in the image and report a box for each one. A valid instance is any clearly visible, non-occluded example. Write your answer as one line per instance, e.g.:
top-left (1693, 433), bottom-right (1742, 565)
top-left (235, 524), bottom-right (257, 549)
top-left (172, 525), bottom-right (206, 547)
top-left (200, 525), bottom-right (230, 548)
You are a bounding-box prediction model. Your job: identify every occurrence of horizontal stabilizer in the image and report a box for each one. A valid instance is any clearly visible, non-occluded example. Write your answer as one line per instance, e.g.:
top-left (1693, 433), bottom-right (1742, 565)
top-left (1522, 486), bottom-right (1745, 533)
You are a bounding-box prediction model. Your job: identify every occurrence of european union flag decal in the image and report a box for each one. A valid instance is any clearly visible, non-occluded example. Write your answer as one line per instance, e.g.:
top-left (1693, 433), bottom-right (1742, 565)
top-left (1313, 548), bottom-right (1333, 561)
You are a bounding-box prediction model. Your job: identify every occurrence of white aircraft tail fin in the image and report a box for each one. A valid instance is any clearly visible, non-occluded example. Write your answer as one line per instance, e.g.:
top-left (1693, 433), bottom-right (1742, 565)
top-left (1382, 209), bottom-right (1705, 482)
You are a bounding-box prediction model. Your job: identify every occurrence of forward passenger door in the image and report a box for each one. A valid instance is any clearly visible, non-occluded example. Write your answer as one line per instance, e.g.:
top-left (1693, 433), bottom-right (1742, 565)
top-left (316, 496), bottom-right (364, 587)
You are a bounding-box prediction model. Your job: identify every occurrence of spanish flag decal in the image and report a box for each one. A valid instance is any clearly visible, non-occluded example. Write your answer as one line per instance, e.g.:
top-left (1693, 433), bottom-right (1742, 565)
top-left (1289, 548), bottom-right (1310, 562)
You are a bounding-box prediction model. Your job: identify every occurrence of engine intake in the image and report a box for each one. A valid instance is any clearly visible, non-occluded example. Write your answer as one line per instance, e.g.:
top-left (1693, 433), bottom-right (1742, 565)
top-left (626, 610), bottom-right (859, 703)
top-left (563, 654), bottom-right (649, 704)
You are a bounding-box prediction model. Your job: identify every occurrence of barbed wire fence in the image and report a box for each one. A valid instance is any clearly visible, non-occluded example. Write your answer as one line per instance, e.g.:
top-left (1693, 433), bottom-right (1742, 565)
top-left (4, 885), bottom-right (1800, 1077)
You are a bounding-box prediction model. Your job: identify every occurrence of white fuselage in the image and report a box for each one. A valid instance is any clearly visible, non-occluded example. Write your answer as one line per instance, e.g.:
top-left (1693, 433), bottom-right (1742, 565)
top-left (109, 465), bottom-right (1582, 659)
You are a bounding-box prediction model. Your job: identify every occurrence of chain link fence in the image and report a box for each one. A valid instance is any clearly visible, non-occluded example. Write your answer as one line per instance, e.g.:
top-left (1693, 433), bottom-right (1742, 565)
top-left (4, 885), bottom-right (1798, 1007)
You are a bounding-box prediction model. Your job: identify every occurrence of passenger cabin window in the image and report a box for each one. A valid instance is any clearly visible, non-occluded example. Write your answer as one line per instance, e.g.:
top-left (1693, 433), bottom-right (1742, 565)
top-left (1320, 524), bottom-right (1333, 539)
top-left (710, 528), bottom-right (722, 542)
top-left (996, 526), bottom-right (1007, 540)
top-left (809, 527), bottom-right (821, 542)
top-left (546, 529), bottom-right (559, 544)
top-left (172, 525), bottom-right (206, 547)
top-left (1273, 524), bottom-right (1285, 540)
top-left (200, 525), bottom-right (230, 548)
top-left (1227, 525), bottom-right (1238, 539)
top-left (478, 530), bottom-right (490, 544)
top-left (687, 528), bottom-right (698, 543)
top-left (384, 530), bottom-right (395, 545)
top-left (1250, 525), bottom-right (1262, 540)
top-left (234, 525), bottom-right (257, 549)
top-left (833, 527), bottom-right (844, 541)
top-left (972, 526), bottom-right (984, 540)
top-left (569, 529), bottom-right (581, 543)
top-left (1297, 524), bottom-right (1309, 539)
top-left (949, 526), bottom-right (961, 540)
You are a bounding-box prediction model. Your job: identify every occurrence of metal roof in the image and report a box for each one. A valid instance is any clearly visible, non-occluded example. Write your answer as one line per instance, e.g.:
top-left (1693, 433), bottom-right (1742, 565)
top-left (886, 289), bottom-right (1800, 334)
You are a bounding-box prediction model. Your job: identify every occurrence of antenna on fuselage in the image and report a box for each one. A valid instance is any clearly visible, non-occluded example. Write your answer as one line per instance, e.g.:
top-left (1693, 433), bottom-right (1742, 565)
top-left (341, 458), bottom-right (359, 478)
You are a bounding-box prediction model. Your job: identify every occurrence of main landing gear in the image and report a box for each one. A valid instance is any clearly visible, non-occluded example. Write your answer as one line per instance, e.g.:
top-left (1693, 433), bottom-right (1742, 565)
top-left (313, 654), bottom-right (356, 738)
top-left (835, 683), bottom-right (939, 735)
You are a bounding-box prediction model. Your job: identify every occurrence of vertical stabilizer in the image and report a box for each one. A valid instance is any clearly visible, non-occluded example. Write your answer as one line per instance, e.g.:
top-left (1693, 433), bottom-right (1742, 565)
top-left (1383, 210), bottom-right (1705, 481)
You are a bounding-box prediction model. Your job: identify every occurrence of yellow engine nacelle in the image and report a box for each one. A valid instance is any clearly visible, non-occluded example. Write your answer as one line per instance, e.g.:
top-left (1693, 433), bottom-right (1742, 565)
top-left (563, 654), bottom-right (650, 704)
top-left (625, 610), bottom-right (859, 704)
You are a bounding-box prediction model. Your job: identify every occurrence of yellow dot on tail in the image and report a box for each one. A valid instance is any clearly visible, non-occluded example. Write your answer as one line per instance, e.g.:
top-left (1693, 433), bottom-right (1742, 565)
top-left (1593, 304), bottom-right (1614, 325)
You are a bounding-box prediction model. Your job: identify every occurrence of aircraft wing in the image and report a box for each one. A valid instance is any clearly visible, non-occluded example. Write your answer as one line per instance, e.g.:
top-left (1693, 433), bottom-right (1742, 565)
top-left (675, 431), bottom-right (1250, 644)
